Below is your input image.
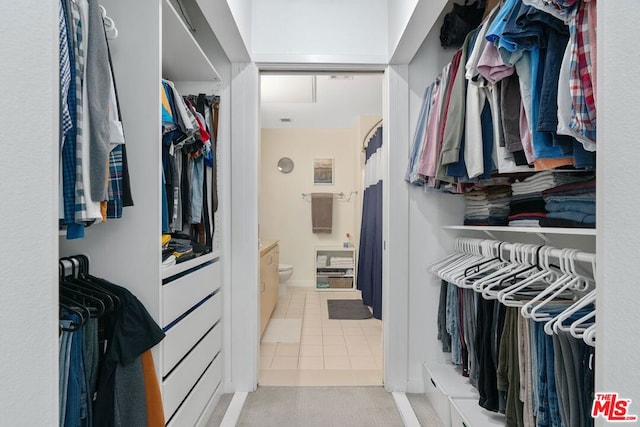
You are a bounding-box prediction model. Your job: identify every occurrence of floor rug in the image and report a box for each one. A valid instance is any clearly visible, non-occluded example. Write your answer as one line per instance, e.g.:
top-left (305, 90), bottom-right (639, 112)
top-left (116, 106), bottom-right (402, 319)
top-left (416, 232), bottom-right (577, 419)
top-left (327, 299), bottom-right (373, 320)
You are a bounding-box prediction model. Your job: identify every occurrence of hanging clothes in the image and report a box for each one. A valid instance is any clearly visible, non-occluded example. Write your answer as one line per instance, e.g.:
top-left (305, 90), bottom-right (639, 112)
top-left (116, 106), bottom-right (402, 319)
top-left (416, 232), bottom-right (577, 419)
top-left (59, 0), bottom-right (132, 239)
top-left (357, 126), bottom-right (383, 320)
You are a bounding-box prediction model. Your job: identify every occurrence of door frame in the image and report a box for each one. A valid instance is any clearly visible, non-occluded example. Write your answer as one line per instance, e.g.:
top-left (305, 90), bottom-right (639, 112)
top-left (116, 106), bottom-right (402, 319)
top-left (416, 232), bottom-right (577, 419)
top-left (227, 61), bottom-right (411, 392)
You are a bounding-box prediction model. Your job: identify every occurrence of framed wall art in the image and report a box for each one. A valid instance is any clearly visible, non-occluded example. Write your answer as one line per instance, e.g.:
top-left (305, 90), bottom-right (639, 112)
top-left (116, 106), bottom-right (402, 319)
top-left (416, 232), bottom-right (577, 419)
top-left (313, 158), bottom-right (334, 185)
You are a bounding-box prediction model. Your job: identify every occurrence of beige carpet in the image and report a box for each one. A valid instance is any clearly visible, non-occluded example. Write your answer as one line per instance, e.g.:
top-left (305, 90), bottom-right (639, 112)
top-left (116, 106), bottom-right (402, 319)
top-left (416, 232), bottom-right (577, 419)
top-left (204, 393), bottom-right (233, 427)
top-left (406, 393), bottom-right (444, 426)
top-left (234, 386), bottom-right (403, 427)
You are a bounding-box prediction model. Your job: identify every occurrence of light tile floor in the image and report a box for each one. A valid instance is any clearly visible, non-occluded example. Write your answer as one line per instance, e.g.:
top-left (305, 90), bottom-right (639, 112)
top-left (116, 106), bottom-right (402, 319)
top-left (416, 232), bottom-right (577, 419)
top-left (259, 287), bottom-right (383, 386)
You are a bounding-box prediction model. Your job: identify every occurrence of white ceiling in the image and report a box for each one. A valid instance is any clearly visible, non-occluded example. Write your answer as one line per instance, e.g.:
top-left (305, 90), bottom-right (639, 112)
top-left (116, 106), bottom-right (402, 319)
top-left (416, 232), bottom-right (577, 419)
top-left (260, 73), bottom-right (383, 129)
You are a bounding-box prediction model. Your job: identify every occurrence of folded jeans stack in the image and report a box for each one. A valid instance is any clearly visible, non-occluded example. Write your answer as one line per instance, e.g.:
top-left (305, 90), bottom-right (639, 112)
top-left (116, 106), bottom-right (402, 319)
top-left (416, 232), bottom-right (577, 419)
top-left (539, 178), bottom-right (596, 228)
top-left (509, 171), bottom-right (593, 227)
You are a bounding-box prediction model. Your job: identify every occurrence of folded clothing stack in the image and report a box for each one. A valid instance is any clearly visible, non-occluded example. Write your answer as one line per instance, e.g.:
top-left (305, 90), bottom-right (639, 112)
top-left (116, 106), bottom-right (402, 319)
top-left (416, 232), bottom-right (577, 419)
top-left (317, 255), bottom-right (329, 267)
top-left (329, 257), bottom-right (354, 268)
top-left (509, 172), bottom-right (593, 227)
top-left (464, 185), bottom-right (512, 226)
top-left (539, 178), bottom-right (596, 228)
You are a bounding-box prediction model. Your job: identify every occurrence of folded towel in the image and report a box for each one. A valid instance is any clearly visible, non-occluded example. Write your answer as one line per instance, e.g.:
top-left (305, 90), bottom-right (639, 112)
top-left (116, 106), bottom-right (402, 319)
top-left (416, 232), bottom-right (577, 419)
top-left (311, 193), bottom-right (333, 234)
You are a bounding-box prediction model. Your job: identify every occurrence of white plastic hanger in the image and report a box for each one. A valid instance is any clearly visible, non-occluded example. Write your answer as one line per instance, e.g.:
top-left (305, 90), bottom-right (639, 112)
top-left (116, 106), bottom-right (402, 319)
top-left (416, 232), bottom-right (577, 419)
top-left (100, 5), bottom-right (118, 39)
top-left (523, 248), bottom-right (581, 322)
top-left (545, 289), bottom-right (596, 336)
top-left (498, 246), bottom-right (557, 307)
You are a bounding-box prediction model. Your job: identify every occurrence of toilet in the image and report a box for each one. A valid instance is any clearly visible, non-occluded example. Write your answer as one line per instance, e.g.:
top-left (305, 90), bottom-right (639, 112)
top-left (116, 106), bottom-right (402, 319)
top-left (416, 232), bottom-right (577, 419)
top-left (278, 264), bottom-right (294, 296)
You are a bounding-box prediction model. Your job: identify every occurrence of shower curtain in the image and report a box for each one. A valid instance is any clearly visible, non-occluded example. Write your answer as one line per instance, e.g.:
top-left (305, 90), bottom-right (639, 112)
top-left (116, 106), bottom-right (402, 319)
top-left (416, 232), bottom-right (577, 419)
top-left (357, 126), bottom-right (383, 320)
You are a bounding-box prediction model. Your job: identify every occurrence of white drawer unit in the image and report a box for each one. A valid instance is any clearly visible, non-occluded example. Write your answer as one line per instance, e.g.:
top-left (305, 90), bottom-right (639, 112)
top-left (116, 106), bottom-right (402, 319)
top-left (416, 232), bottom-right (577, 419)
top-left (166, 354), bottom-right (223, 427)
top-left (163, 325), bottom-right (222, 420)
top-left (162, 260), bottom-right (221, 327)
top-left (423, 363), bottom-right (478, 427)
top-left (162, 292), bottom-right (222, 376)
top-left (449, 397), bottom-right (505, 427)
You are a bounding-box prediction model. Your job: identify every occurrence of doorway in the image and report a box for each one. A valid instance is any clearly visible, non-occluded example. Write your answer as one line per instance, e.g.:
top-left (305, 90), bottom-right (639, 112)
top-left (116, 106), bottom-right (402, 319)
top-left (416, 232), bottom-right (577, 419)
top-left (257, 71), bottom-right (384, 386)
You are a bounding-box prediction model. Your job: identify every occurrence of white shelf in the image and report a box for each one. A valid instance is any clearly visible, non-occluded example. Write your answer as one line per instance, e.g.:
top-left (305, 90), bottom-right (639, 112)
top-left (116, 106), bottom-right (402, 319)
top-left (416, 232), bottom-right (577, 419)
top-left (449, 397), bottom-right (505, 427)
top-left (162, 0), bottom-right (220, 82)
top-left (424, 363), bottom-right (478, 398)
top-left (443, 225), bottom-right (596, 236)
top-left (162, 251), bottom-right (220, 280)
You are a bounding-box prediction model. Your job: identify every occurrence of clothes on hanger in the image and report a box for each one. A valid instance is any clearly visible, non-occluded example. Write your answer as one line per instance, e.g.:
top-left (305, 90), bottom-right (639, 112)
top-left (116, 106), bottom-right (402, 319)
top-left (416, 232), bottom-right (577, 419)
top-left (433, 239), bottom-right (596, 426)
top-left (58, 257), bottom-right (165, 427)
top-left (406, 0), bottom-right (597, 193)
top-left (161, 82), bottom-right (219, 263)
top-left (58, 0), bottom-right (132, 240)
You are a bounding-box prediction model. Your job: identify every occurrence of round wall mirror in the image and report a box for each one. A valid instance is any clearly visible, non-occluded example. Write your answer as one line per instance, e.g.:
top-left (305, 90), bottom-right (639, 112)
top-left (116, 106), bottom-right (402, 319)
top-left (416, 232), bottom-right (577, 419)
top-left (277, 157), bottom-right (294, 174)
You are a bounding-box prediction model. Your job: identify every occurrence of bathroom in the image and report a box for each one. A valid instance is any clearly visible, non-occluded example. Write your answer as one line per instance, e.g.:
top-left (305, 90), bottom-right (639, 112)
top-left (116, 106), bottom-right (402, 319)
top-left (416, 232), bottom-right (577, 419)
top-left (258, 72), bottom-right (384, 385)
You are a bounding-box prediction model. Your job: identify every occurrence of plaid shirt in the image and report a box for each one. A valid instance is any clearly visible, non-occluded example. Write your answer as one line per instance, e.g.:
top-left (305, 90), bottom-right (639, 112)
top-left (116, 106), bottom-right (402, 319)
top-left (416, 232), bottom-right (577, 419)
top-left (61, 0), bottom-right (76, 226)
top-left (59, 0), bottom-right (72, 150)
top-left (107, 145), bottom-right (123, 219)
top-left (569, 1), bottom-right (596, 143)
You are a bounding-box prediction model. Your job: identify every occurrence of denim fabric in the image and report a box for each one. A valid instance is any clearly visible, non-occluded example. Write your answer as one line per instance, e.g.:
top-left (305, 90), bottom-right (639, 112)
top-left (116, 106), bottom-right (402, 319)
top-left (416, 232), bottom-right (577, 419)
top-left (537, 30), bottom-right (570, 135)
top-left (486, 0), bottom-right (519, 46)
top-left (65, 324), bottom-right (89, 427)
top-left (530, 48), bottom-right (567, 160)
top-left (553, 334), bottom-right (570, 426)
top-left (481, 100), bottom-right (495, 179)
top-left (59, 321), bottom-right (73, 426)
top-left (446, 283), bottom-right (462, 365)
top-left (571, 140), bottom-right (596, 169)
top-left (546, 200), bottom-right (595, 214)
top-left (546, 211), bottom-right (593, 223)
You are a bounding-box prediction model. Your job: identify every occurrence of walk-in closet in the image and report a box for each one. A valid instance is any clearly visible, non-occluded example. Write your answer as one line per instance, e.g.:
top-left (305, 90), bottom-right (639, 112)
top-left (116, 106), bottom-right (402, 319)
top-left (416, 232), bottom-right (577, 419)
top-left (56, 0), bottom-right (230, 424)
top-left (3, 1), bottom-right (640, 426)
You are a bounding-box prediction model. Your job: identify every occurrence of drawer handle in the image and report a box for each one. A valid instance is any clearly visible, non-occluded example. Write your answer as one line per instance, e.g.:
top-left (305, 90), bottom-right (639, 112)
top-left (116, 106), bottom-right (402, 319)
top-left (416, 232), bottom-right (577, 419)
top-left (430, 378), bottom-right (437, 388)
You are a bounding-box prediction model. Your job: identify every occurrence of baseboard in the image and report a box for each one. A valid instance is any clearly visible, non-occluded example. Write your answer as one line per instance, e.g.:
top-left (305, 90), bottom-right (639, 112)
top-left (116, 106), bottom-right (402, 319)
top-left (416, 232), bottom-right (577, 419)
top-left (287, 280), bottom-right (314, 288)
top-left (392, 392), bottom-right (421, 427)
top-left (219, 391), bottom-right (249, 427)
top-left (195, 383), bottom-right (223, 427)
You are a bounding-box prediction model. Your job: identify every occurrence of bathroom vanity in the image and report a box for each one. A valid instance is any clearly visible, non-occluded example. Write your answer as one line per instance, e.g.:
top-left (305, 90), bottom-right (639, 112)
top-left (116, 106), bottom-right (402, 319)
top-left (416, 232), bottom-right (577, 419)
top-left (259, 241), bottom-right (279, 336)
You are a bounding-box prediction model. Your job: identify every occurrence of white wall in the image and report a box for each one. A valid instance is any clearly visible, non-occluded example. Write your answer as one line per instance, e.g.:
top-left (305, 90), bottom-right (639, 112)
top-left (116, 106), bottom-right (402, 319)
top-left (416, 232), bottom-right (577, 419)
top-left (388, 0), bottom-right (419, 56)
top-left (388, 0), bottom-right (449, 63)
top-left (0, 1), bottom-right (58, 425)
top-left (260, 128), bottom-right (360, 285)
top-left (251, 0), bottom-right (388, 64)
top-left (596, 1), bottom-right (640, 420)
top-left (405, 12), bottom-right (465, 392)
top-left (226, 0), bottom-right (252, 52)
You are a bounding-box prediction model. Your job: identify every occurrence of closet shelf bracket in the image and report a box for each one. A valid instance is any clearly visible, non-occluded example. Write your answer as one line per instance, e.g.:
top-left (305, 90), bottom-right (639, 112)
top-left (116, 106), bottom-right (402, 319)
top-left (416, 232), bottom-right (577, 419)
top-left (482, 230), bottom-right (498, 240)
top-left (535, 233), bottom-right (553, 245)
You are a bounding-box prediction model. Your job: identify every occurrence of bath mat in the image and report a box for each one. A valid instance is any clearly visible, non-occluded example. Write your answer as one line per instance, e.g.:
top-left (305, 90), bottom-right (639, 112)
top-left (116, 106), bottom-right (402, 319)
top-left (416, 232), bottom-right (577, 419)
top-left (327, 299), bottom-right (373, 320)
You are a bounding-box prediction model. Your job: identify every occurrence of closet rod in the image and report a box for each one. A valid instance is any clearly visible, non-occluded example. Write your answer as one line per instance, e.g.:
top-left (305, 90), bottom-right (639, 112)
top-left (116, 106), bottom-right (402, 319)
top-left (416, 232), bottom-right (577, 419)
top-left (455, 238), bottom-right (596, 264)
top-left (361, 119), bottom-right (383, 152)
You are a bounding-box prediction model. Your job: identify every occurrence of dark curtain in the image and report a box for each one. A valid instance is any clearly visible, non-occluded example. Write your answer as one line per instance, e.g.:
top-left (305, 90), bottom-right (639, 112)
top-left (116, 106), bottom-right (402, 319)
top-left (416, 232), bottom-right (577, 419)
top-left (357, 127), bottom-right (383, 320)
